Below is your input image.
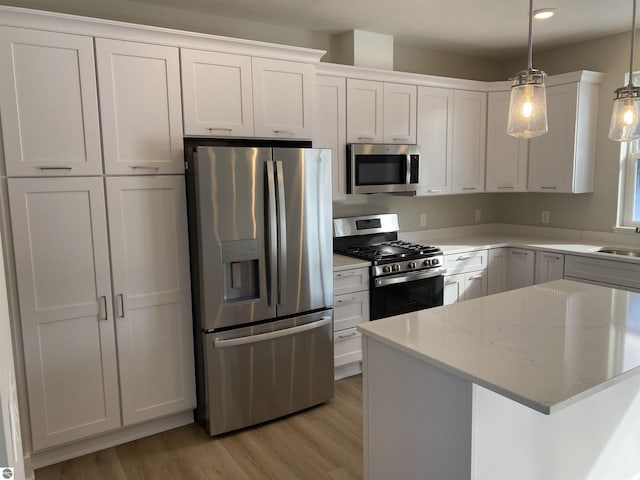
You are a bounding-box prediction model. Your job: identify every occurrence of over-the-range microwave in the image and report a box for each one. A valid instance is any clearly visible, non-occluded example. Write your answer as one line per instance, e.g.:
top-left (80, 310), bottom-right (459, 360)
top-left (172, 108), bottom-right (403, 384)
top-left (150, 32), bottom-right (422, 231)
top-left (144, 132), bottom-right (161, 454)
top-left (346, 144), bottom-right (420, 195)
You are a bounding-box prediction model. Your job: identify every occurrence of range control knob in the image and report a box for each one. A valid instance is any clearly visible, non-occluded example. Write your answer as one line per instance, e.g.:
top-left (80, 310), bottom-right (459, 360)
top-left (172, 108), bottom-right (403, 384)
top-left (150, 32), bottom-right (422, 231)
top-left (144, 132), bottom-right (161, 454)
top-left (383, 265), bottom-right (392, 273)
top-left (408, 261), bottom-right (417, 269)
top-left (392, 264), bottom-right (400, 272)
top-left (431, 258), bottom-right (440, 266)
top-left (423, 259), bottom-right (431, 267)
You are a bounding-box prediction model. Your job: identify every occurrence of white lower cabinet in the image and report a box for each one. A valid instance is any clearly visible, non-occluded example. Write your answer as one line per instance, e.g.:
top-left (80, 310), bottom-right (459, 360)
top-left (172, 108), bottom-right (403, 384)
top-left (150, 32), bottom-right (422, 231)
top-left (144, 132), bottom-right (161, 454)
top-left (333, 267), bottom-right (369, 379)
top-left (443, 250), bottom-right (488, 304)
top-left (8, 175), bottom-right (195, 450)
top-left (564, 255), bottom-right (640, 291)
top-left (506, 248), bottom-right (535, 290)
top-left (535, 251), bottom-right (565, 284)
top-left (487, 248), bottom-right (508, 294)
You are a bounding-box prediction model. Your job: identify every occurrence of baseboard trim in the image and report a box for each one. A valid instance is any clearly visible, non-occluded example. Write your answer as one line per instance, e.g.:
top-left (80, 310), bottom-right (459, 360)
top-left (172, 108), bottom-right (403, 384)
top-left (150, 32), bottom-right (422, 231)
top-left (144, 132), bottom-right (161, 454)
top-left (30, 410), bottom-right (194, 469)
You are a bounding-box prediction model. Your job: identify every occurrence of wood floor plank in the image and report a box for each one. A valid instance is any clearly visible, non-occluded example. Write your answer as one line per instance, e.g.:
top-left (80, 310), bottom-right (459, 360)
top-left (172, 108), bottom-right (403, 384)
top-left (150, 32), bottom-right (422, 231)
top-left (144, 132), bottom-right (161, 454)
top-left (34, 375), bottom-right (363, 480)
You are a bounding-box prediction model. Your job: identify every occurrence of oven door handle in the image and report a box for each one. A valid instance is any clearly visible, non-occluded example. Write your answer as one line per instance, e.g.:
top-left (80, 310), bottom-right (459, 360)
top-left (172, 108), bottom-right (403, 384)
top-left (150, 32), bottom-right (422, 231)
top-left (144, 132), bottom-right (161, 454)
top-left (374, 267), bottom-right (446, 287)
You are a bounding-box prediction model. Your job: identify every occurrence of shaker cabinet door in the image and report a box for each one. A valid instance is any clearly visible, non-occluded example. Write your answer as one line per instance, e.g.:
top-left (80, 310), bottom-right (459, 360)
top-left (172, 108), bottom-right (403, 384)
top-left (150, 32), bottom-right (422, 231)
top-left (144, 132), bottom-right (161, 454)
top-left (346, 78), bottom-right (384, 143)
top-left (451, 90), bottom-right (487, 193)
top-left (95, 38), bottom-right (184, 175)
top-left (106, 176), bottom-right (195, 425)
top-left (0, 27), bottom-right (102, 176)
top-left (252, 57), bottom-right (314, 139)
top-left (8, 178), bottom-right (119, 451)
top-left (181, 48), bottom-right (254, 137)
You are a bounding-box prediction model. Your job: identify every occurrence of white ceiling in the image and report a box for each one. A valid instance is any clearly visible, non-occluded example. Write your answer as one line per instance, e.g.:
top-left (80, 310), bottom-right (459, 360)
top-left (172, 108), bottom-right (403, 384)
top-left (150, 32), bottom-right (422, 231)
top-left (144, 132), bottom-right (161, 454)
top-left (130, 0), bottom-right (634, 59)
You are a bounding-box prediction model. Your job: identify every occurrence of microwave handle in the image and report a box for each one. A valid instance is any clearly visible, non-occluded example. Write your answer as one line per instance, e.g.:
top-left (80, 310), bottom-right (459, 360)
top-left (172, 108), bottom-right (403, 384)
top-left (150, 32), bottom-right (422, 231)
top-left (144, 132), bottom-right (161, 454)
top-left (406, 154), bottom-right (411, 185)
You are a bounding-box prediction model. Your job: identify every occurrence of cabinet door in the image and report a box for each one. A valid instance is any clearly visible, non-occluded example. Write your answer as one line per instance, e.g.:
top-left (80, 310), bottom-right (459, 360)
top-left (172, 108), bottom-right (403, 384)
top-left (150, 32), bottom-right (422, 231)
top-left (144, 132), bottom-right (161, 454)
top-left (346, 78), bottom-right (384, 143)
top-left (106, 176), bottom-right (195, 425)
top-left (416, 86), bottom-right (454, 195)
top-left (334, 290), bottom-right (369, 331)
top-left (488, 247), bottom-right (508, 295)
top-left (95, 39), bottom-right (184, 175)
top-left (451, 90), bottom-right (487, 193)
top-left (535, 252), bottom-right (565, 284)
top-left (464, 271), bottom-right (487, 301)
top-left (444, 274), bottom-right (464, 305)
top-left (383, 83), bottom-right (417, 144)
top-left (506, 248), bottom-right (535, 290)
top-left (528, 83), bottom-right (578, 193)
top-left (315, 75), bottom-right (347, 200)
top-left (8, 178), bottom-right (119, 450)
top-left (252, 57), bottom-right (313, 139)
top-left (180, 48), bottom-right (254, 137)
top-left (0, 27), bottom-right (102, 176)
top-left (486, 91), bottom-right (528, 192)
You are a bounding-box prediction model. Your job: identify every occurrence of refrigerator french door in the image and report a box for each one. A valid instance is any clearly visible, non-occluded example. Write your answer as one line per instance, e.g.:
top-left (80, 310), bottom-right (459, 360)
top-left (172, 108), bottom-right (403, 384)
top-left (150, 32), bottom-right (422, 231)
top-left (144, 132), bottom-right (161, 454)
top-left (186, 144), bottom-right (334, 435)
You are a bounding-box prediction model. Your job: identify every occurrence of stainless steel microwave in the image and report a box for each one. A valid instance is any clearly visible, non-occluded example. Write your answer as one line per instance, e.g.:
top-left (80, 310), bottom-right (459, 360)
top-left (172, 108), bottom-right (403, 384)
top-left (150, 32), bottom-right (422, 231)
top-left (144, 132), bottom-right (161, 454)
top-left (347, 144), bottom-right (420, 194)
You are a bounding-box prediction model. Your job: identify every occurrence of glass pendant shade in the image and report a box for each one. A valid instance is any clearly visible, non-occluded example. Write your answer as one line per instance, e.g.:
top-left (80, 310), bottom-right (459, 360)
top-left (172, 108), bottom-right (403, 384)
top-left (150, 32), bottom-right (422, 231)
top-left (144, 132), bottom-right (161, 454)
top-left (507, 81), bottom-right (548, 139)
top-left (609, 90), bottom-right (640, 141)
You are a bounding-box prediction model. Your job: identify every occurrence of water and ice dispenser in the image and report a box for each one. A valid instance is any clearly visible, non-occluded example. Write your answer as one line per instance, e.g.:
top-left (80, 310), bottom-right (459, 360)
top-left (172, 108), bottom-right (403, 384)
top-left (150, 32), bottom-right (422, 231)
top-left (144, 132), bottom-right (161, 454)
top-left (221, 239), bottom-right (260, 302)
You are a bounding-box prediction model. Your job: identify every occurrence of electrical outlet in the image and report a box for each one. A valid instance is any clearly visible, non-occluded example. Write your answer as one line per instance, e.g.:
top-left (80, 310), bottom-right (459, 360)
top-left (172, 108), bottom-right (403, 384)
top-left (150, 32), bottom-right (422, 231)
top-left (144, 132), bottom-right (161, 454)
top-left (541, 211), bottom-right (550, 224)
top-left (419, 213), bottom-right (427, 227)
top-left (474, 209), bottom-right (482, 222)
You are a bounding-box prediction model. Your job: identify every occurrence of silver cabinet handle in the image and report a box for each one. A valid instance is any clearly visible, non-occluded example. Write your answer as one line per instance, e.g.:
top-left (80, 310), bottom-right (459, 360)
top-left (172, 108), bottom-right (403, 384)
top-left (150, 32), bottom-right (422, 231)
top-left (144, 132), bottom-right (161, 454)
top-left (214, 316), bottom-right (332, 348)
top-left (445, 280), bottom-right (459, 285)
top-left (337, 331), bottom-right (359, 340)
top-left (129, 163), bottom-right (160, 171)
top-left (273, 130), bottom-right (294, 135)
top-left (36, 166), bottom-right (72, 170)
top-left (456, 255), bottom-right (474, 261)
top-left (428, 189), bottom-right (443, 193)
top-left (335, 271), bottom-right (356, 278)
top-left (467, 275), bottom-right (484, 280)
top-left (393, 137), bottom-right (409, 142)
top-left (540, 186), bottom-right (557, 190)
top-left (511, 251), bottom-right (529, 256)
top-left (462, 187), bottom-right (477, 191)
top-left (497, 186), bottom-right (515, 189)
top-left (543, 255), bottom-right (561, 261)
top-left (99, 296), bottom-right (107, 321)
top-left (116, 293), bottom-right (125, 318)
top-left (207, 127), bottom-right (232, 132)
top-left (357, 136), bottom-right (374, 140)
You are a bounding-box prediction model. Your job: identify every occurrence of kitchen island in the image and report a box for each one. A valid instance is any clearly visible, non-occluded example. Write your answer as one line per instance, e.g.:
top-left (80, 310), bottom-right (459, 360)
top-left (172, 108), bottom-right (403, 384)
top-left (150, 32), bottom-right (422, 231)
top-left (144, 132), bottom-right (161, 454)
top-left (358, 280), bottom-right (640, 480)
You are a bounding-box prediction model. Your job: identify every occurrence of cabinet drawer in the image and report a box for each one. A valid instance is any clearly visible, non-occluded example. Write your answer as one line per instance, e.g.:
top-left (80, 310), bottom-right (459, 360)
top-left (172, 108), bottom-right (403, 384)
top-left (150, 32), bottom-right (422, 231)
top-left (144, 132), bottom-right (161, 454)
top-left (333, 327), bottom-right (362, 367)
top-left (334, 290), bottom-right (369, 331)
top-left (333, 267), bottom-right (369, 295)
top-left (444, 250), bottom-right (488, 274)
top-left (564, 255), bottom-right (640, 290)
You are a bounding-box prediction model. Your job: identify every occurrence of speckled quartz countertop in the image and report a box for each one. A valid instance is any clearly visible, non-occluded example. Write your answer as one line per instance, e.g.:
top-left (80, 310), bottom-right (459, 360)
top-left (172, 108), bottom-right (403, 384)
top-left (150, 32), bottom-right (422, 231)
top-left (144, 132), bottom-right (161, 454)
top-left (358, 279), bottom-right (640, 414)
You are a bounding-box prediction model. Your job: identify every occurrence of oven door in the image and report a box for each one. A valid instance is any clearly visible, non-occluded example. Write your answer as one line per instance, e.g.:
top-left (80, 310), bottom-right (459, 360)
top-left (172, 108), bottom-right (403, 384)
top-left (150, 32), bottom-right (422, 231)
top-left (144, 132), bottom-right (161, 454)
top-left (370, 268), bottom-right (444, 320)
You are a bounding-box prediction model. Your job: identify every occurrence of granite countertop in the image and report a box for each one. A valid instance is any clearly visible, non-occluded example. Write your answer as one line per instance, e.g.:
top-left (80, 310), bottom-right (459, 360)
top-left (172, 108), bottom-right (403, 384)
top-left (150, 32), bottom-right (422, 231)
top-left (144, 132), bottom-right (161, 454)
top-left (358, 279), bottom-right (640, 414)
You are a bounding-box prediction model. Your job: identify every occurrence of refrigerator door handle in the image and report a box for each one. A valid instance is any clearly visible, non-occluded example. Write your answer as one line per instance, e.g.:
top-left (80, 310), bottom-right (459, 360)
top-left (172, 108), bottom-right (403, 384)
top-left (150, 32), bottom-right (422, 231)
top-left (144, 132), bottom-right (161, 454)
top-left (213, 316), bottom-right (332, 349)
top-left (275, 160), bottom-right (287, 306)
top-left (266, 161), bottom-right (278, 307)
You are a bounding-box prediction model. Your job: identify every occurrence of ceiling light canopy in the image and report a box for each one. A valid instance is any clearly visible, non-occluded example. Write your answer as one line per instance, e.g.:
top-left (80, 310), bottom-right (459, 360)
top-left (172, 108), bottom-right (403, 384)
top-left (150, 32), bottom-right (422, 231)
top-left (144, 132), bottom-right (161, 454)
top-left (609, 0), bottom-right (640, 142)
top-left (533, 8), bottom-right (555, 20)
top-left (507, 0), bottom-right (548, 139)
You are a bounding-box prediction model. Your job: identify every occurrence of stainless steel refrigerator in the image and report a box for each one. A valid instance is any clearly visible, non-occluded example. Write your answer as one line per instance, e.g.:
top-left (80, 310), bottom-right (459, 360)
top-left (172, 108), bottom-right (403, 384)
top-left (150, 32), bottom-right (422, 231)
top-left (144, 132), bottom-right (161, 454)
top-left (185, 142), bottom-right (334, 436)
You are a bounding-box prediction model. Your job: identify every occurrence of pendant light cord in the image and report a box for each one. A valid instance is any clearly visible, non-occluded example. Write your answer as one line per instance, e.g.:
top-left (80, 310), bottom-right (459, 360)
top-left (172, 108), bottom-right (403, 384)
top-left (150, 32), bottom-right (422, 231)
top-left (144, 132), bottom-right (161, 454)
top-left (629, 0), bottom-right (637, 88)
top-left (527, 0), bottom-right (533, 71)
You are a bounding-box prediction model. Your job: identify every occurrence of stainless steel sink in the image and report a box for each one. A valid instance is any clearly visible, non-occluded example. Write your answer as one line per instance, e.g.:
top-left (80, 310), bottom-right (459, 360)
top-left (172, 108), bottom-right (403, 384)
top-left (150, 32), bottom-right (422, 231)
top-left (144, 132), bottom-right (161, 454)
top-left (597, 246), bottom-right (640, 257)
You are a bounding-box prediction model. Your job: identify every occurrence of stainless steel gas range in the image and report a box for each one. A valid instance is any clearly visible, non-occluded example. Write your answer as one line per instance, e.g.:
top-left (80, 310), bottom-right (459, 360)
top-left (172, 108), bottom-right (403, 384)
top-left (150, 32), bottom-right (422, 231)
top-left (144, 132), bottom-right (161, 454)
top-left (333, 214), bottom-right (445, 320)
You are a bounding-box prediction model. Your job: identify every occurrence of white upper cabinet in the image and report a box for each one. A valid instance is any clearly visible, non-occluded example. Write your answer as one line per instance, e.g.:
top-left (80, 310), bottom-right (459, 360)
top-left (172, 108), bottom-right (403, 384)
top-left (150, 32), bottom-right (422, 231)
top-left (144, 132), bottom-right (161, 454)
top-left (180, 49), bottom-right (254, 137)
top-left (383, 82), bottom-right (417, 144)
top-left (8, 177), bottom-right (120, 450)
top-left (451, 90), bottom-right (487, 193)
top-left (0, 27), bottom-right (102, 176)
top-left (416, 86), bottom-right (454, 196)
top-left (528, 76), bottom-right (601, 193)
top-left (486, 90), bottom-right (528, 192)
top-left (346, 78), bottom-right (384, 143)
top-left (252, 57), bottom-right (314, 139)
top-left (95, 39), bottom-right (184, 175)
top-left (315, 75), bottom-right (347, 200)
top-left (346, 79), bottom-right (416, 144)
top-left (106, 176), bottom-right (195, 425)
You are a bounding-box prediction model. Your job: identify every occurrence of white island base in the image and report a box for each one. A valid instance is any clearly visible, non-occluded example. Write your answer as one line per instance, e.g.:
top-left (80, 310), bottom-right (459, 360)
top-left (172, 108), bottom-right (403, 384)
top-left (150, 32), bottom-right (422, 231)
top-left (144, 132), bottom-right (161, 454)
top-left (363, 337), bottom-right (640, 480)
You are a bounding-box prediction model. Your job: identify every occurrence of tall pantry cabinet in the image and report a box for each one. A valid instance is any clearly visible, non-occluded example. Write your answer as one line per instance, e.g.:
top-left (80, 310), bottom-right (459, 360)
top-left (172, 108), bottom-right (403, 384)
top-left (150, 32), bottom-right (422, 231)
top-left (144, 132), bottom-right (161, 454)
top-left (0, 27), bottom-right (195, 452)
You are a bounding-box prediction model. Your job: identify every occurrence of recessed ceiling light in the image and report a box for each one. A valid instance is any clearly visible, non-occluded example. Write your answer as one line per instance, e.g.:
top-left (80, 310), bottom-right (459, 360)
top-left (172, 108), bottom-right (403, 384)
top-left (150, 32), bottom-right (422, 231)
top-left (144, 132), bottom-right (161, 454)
top-left (533, 8), bottom-right (556, 19)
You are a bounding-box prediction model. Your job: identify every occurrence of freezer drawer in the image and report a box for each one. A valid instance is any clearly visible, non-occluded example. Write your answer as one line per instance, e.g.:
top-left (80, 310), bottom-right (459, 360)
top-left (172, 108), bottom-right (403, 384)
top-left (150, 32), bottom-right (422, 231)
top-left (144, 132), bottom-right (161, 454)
top-left (203, 310), bottom-right (334, 435)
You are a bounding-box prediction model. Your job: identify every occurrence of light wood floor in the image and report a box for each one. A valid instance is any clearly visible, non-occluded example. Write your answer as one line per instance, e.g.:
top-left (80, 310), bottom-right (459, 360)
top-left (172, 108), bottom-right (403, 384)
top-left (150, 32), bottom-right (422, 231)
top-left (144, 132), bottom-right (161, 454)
top-left (35, 375), bottom-right (363, 480)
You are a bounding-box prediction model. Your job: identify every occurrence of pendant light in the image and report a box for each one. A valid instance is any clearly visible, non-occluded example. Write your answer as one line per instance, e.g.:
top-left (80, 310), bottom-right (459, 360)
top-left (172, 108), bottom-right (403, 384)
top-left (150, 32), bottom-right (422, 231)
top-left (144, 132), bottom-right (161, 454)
top-left (609, 0), bottom-right (640, 142)
top-left (507, 0), bottom-right (548, 139)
